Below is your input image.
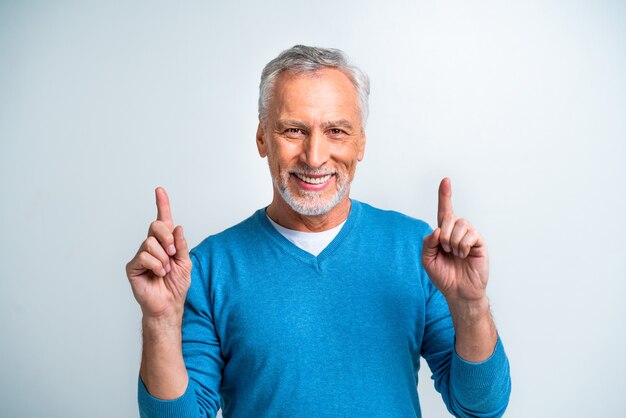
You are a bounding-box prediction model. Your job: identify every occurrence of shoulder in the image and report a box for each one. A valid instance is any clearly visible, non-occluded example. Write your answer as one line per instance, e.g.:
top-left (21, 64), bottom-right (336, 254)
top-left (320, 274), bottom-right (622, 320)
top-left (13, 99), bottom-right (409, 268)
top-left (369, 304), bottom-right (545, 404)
top-left (354, 200), bottom-right (432, 237)
top-left (190, 208), bottom-right (267, 264)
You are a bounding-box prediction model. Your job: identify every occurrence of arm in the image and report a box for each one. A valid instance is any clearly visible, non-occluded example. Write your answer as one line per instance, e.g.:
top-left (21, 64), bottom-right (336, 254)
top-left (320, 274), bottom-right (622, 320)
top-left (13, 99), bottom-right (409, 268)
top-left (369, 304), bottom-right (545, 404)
top-left (136, 251), bottom-right (223, 418)
top-left (447, 294), bottom-right (496, 362)
top-left (421, 178), bottom-right (511, 417)
top-left (140, 315), bottom-right (188, 400)
top-left (127, 188), bottom-right (221, 418)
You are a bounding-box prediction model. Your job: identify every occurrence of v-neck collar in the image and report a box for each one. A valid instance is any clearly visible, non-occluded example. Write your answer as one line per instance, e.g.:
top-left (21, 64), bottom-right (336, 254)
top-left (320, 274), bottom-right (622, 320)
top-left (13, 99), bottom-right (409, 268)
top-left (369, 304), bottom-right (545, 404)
top-left (254, 200), bottom-right (362, 270)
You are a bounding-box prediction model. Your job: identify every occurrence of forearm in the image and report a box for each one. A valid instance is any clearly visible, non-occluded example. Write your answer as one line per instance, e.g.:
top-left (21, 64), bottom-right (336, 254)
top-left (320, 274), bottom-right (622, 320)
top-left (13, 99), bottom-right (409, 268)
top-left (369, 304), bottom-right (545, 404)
top-left (447, 296), bottom-right (497, 362)
top-left (140, 315), bottom-right (189, 400)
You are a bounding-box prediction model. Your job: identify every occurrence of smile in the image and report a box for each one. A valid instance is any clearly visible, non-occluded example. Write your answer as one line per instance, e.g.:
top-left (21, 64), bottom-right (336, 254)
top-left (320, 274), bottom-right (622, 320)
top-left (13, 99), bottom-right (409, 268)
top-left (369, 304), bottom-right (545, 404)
top-left (293, 173), bottom-right (333, 185)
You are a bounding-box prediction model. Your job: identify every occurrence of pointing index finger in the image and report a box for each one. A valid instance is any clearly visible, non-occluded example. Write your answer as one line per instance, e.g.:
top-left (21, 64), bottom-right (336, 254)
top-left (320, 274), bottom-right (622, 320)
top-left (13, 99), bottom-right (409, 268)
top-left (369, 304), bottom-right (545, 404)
top-left (155, 187), bottom-right (174, 229)
top-left (437, 177), bottom-right (454, 227)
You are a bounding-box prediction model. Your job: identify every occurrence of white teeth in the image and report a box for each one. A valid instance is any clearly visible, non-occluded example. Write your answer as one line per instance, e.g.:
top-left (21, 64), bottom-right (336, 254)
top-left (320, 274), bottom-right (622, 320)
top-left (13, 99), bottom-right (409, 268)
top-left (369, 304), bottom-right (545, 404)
top-left (295, 173), bottom-right (332, 184)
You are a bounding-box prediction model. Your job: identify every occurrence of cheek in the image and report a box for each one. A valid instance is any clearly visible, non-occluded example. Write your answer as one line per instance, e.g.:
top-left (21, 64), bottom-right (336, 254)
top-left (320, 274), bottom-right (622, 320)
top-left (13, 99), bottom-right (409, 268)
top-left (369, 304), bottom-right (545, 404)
top-left (272, 142), bottom-right (302, 167)
top-left (332, 144), bottom-right (360, 169)
top-left (267, 148), bottom-right (292, 180)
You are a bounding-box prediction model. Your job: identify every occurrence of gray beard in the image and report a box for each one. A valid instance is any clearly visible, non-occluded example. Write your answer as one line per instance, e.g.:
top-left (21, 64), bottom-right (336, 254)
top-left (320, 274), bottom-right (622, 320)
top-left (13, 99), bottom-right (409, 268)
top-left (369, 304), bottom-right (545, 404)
top-left (272, 168), bottom-right (352, 216)
top-left (276, 178), bottom-right (349, 216)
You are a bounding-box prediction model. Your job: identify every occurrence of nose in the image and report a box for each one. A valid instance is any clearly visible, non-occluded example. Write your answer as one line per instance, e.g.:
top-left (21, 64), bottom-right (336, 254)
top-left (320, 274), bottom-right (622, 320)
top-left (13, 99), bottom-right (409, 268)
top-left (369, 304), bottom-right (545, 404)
top-left (302, 130), bottom-right (330, 169)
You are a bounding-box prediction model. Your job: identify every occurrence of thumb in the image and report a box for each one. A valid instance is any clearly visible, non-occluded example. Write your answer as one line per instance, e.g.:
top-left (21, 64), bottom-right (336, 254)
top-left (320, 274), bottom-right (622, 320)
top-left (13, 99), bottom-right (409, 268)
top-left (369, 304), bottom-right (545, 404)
top-left (172, 225), bottom-right (190, 263)
top-left (422, 228), bottom-right (441, 261)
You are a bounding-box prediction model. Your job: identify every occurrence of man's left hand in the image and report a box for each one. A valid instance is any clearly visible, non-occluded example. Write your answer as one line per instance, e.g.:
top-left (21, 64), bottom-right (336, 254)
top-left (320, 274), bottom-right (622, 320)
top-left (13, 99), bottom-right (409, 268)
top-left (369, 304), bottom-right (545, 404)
top-left (422, 178), bottom-right (489, 304)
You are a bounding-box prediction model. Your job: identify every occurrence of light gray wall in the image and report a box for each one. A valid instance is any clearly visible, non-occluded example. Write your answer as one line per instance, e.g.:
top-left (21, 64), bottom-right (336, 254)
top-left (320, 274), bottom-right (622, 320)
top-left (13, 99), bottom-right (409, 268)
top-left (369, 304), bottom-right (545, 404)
top-left (1, 1), bottom-right (624, 417)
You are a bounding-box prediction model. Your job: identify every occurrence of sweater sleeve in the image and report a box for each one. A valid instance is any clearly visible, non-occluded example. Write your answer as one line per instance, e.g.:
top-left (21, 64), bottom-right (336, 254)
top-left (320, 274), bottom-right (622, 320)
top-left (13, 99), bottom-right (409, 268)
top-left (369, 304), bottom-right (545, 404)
top-left (420, 276), bottom-right (511, 418)
top-left (137, 251), bottom-right (224, 418)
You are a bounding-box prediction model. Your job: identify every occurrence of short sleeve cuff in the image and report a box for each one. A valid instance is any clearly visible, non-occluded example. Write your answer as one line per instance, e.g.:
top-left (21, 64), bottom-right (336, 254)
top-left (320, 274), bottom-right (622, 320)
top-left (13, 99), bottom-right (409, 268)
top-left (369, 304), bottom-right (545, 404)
top-left (451, 335), bottom-right (510, 389)
top-left (138, 376), bottom-right (198, 418)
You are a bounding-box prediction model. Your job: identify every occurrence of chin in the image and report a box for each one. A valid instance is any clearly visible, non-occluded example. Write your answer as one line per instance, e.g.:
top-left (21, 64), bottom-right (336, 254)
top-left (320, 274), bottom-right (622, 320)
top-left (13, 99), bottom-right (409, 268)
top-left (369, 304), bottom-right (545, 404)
top-left (271, 167), bottom-right (353, 217)
top-left (281, 188), bottom-right (347, 216)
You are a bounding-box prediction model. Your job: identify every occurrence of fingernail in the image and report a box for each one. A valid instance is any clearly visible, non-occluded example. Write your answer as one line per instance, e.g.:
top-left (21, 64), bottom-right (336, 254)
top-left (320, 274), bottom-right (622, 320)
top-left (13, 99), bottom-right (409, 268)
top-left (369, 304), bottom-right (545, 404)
top-left (165, 264), bottom-right (171, 273)
top-left (160, 268), bottom-right (167, 276)
top-left (168, 244), bottom-right (176, 255)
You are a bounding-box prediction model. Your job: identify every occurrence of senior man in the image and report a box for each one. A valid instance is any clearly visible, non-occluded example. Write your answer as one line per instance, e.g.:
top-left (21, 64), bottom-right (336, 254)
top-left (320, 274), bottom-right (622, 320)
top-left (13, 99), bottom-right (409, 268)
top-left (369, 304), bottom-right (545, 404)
top-left (127, 45), bottom-right (511, 417)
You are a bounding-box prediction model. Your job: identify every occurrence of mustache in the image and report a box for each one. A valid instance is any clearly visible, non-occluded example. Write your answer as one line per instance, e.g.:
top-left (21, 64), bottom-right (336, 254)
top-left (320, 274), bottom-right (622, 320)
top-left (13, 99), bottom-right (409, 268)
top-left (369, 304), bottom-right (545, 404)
top-left (289, 165), bottom-right (336, 176)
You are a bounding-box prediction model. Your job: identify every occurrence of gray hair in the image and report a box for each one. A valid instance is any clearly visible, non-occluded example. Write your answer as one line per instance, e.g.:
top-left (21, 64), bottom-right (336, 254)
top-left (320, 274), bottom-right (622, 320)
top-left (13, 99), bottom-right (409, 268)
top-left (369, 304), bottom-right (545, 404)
top-left (258, 45), bottom-right (370, 126)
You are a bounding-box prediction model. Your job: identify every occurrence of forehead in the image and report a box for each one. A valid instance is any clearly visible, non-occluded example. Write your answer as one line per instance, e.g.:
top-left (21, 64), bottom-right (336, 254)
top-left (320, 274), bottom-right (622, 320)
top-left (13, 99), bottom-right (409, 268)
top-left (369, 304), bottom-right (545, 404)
top-left (270, 68), bottom-right (360, 122)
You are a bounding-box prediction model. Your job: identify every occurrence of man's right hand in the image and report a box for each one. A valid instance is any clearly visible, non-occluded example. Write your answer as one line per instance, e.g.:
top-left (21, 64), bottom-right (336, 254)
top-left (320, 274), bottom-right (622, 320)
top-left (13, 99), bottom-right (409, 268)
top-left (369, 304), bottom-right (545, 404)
top-left (126, 187), bottom-right (192, 322)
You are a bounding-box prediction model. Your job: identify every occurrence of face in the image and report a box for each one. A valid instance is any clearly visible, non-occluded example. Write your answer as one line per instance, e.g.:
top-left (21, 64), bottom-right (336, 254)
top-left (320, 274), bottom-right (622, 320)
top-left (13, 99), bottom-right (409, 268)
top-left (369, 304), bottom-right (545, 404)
top-left (256, 68), bottom-right (366, 218)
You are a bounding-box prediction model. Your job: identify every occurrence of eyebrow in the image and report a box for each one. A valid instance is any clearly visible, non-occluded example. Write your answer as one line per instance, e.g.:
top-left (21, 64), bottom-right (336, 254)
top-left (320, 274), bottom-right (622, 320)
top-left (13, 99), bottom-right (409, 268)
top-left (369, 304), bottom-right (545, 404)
top-left (321, 119), bottom-right (355, 131)
top-left (274, 119), bottom-right (310, 131)
top-left (274, 119), bottom-right (355, 131)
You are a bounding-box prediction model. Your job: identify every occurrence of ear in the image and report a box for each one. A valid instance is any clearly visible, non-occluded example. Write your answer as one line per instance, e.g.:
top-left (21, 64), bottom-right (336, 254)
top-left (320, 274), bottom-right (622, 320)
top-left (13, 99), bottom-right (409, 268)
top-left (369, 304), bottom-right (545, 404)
top-left (256, 121), bottom-right (267, 158)
top-left (357, 131), bottom-right (366, 161)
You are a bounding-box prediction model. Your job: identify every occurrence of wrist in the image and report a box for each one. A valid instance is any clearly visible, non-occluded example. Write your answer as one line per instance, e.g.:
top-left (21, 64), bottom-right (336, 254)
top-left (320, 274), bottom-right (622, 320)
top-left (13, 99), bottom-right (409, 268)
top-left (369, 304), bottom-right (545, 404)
top-left (142, 314), bottom-right (183, 340)
top-left (140, 314), bottom-right (187, 399)
top-left (446, 296), bottom-right (491, 325)
top-left (447, 296), bottom-right (497, 362)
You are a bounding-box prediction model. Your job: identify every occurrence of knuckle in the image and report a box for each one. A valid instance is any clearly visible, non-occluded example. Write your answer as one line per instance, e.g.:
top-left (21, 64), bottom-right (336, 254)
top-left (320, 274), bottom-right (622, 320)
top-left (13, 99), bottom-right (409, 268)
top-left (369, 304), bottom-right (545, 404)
top-left (457, 219), bottom-right (473, 232)
top-left (137, 251), bottom-right (148, 263)
top-left (147, 239), bottom-right (169, 262)
top-left (148, 220), bottom-right (160, 234)
top-left (145, 236), bottom-right (159, 252)
top-left (138, 251), bottom-right (154, 267)
top-left (151, 224), bottom-right (173, 244)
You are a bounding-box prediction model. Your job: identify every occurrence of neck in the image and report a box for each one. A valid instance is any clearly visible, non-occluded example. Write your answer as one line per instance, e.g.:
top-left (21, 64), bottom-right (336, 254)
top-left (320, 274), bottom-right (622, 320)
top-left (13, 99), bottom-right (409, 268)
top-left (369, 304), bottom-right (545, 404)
top-left (266, 193), bottom-right (352, 232)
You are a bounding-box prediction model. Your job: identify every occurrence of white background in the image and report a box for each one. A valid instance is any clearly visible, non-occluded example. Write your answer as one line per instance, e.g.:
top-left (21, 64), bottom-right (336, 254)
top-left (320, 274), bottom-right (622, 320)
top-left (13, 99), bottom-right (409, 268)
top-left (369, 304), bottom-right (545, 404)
top-left (1, 1), bottom-right (624, 417)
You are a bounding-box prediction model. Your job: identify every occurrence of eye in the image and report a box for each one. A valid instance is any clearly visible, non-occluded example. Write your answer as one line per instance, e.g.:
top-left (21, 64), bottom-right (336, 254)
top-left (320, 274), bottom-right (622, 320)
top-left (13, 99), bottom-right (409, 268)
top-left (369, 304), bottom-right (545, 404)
top-left (327, 128), bottom-right (347, 137)
top-left (283, 128), bottom-right (306, 139)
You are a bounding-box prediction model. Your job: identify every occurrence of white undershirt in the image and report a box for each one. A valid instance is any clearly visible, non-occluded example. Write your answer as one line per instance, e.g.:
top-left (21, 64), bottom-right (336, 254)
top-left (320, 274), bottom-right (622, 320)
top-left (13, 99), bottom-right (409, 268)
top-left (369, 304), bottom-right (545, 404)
top-left (266, 215), bottom-right (346, 256)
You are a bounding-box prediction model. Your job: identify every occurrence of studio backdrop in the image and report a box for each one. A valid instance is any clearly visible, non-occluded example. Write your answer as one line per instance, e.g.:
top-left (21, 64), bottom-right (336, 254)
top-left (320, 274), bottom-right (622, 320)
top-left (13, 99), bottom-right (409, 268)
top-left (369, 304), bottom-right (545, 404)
top-left (1, 1), bottom-right (624, 417)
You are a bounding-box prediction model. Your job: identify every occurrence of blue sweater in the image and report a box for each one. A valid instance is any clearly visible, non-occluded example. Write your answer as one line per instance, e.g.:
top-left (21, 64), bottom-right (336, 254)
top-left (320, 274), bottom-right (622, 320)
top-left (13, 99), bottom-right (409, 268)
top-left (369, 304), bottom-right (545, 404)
top-left (138, 201), bottom-right (511, 417)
